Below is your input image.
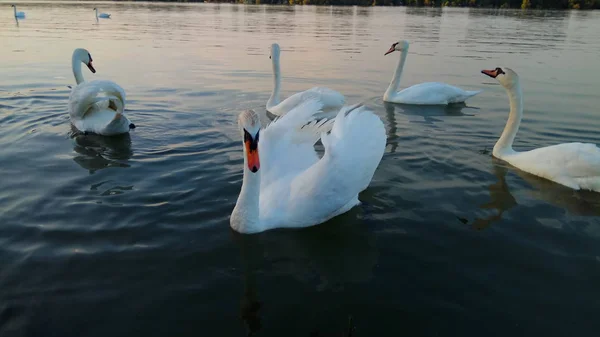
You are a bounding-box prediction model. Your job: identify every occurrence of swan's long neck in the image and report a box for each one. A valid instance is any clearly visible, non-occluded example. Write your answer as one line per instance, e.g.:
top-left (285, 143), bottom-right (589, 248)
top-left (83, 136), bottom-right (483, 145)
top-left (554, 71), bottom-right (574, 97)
top-left (95, 8), bottom-right (98, 18)
top-left (385, 49), bottom-right (407, 99)
top-left (267, 56), bottom-right (281, 110)
top-left (493, 82), bottom-right (523, 158)
top-left (13, 6), bottom-right (17, 16)
top-left (72, 54), bottom-right (85, 85)
top-left (231, 156), bottom-right (261, 233)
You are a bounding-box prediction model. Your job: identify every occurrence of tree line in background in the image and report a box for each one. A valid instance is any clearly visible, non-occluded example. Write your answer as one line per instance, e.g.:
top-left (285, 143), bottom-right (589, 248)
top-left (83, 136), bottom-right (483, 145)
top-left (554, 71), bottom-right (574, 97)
top-left (198, 0), bottom-right (600, 9)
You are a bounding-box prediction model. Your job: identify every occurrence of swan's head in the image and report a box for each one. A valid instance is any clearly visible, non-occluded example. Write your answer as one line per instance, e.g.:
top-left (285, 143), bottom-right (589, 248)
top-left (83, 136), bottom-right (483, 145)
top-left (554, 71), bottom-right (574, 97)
top-left (238, 109), bottom-right (261, 173)
top-left (73, 48), bottom-right (96, 73)
top-left (269, 43), bottom-right (280, 61)
top-left (11, 4), bottom-right (15, 7)
top-left (481, 67), bottom-right (518, 89)
top-left (384, 40), bottom-right (409, 56)
top-left (93, 8), bottom-right (97, 10)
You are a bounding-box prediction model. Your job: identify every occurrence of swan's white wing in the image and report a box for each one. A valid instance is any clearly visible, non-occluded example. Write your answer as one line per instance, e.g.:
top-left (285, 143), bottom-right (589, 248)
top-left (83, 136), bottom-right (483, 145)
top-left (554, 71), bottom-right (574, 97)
top-left (69, 80), bottom-right (126, 120)
top-left (268, 104), bottom-right (386, 227)
top-left (506, 142), bottom-right (600, 191)
top-left (268, 86), bottom-right (345, 116)
top-left (259, 99), bottom-right (330, 187)
top-left (392, 82), bottom-right (480, 105)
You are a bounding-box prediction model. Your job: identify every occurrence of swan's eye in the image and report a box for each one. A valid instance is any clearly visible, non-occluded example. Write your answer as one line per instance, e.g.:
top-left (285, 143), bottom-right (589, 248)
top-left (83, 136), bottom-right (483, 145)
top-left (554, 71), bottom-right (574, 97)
top-left (243, 129), bottom-right (259, 147)
top-left (495, 67), bottom-right (504, 75)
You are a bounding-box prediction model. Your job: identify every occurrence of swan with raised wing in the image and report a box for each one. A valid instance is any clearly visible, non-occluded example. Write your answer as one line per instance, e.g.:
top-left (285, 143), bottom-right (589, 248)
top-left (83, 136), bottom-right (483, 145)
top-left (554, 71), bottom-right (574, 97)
top-left (94, 8), bottom-right (111, 19)
top-left (266, 43), bottom-right (345, 116)
top-left (11, 5), bottom-right (25, 18)
top-left (383, 40), bottom-right (481, 105)
top-left (231, 100), bottom-right (386, 234)
top-left (482, 66), bottom-right (600, 192)
top-left (68, 48), bottom-right (134, 136)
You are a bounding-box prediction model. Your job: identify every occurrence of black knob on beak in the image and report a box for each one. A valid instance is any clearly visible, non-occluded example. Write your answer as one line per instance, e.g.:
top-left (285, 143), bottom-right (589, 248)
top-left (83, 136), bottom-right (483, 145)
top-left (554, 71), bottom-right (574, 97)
top-left (129, 123), bottom-right (136, 129)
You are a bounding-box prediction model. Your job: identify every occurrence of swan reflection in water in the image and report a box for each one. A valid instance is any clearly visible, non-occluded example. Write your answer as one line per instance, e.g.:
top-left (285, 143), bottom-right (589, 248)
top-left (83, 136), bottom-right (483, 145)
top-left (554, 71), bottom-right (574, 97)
top-left (70, 125), bottom-right (133, 173)
top-left (468, 158), bottom-right (600, 230)
top-left (233, 216), bottom-right (376, 336)
top-left (377, 100), bottom-right (473, 153)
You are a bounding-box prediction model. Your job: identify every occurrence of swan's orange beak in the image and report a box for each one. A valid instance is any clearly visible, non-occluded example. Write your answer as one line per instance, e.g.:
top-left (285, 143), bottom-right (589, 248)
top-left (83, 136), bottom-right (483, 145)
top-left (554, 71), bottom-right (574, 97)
top-left (87, 61), bottom-right (96, 73)
top-left (481, 69), bottom-right (499, 78)
top-left (245, 141), bottom-right (260, 173)
top-left (384, 46), bottom-right (395, 56)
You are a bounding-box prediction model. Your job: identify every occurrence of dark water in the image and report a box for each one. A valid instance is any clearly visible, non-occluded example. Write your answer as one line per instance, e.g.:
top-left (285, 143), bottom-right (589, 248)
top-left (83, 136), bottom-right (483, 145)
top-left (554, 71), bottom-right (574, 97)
top-left (2, 2), bottom-right (600, 336)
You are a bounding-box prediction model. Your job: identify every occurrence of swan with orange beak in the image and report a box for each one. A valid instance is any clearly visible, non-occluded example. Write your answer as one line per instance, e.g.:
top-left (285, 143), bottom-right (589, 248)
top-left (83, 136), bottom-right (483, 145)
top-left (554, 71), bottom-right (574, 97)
top-left (230, 100), bottom-right (386, 234)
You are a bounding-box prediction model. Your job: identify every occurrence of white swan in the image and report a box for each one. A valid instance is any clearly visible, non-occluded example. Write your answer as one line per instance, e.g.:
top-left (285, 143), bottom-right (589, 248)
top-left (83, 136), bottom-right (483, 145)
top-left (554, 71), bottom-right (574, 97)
top-left (68, 48), bottom-right (134, 136)
top-left (383, 40), bottom-right (481, 105)
top-left (11, 5), bottom-right (25, 18)
top-left (266, 43), bottom-right (345, 116)
top-left (482, 66), bottom-right (600, 192)
top-left (94, 8), bottom-right (111, 19)
top-left (231, 100), bottom-right (386, 234)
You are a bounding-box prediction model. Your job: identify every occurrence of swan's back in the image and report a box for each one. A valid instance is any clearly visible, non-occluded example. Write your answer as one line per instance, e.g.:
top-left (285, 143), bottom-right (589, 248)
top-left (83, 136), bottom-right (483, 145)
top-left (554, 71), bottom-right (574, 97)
top-left (268, 86), bottom-right (345, 116)
top-left (394, 82), bottom-right (480, 105)
top-left (69, 80), bottom-right (126, 120)
top-left (506, 142), bottom-right (600, 191)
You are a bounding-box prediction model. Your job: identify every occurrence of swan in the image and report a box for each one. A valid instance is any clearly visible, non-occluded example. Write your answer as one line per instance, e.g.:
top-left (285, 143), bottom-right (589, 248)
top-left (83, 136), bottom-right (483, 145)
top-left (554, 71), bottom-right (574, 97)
top-left (230, 100), bottom-right (386, 234)
top-left (11, 5), bottom-right (25, 18)
top-left (482, 66), bottom-right (600, 192)
top-left (383, 40), bottom-right (481, 105)
top-left (266, 43), bottom-right (345, 116)
top-left (94, 8), bottom-right (111, 19)
top-left (68, 48), bottom-right (134, 136)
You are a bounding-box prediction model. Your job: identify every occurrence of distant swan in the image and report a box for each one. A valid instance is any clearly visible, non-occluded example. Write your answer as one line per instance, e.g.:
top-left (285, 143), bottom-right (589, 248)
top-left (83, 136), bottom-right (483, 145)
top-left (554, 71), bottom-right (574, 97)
top-left (11, 4), bottom-right (25, 18)
top-left (383, 40), bottom-right (481, 105)
top-left (231, 100), bottom-right (386, 234)
top-left (266, 43), bottom-right (345, 116)
top-left (68, 48), bottom-right (134, 136)
top-left (482, 66), bottom-right (600, 192)
top-left (94, 8), bottom-right (111, 19)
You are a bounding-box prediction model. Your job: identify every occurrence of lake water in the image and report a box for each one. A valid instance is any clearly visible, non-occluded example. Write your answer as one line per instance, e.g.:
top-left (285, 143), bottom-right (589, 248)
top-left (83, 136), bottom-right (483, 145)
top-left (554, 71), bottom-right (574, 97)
top-left (1, 2), bottom-right (600, 336)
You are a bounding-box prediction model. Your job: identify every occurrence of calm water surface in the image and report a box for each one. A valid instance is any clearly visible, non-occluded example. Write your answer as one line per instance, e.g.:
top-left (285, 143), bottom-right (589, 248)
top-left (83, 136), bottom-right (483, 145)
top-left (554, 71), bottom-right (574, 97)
top-left (1, 2), bottom-right (600, 336)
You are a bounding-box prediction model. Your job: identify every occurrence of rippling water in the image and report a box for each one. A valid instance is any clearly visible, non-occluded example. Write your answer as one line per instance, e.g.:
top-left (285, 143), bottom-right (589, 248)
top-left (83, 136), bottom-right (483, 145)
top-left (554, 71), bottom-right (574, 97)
top-left (1, 2), bottom-right (600, 336)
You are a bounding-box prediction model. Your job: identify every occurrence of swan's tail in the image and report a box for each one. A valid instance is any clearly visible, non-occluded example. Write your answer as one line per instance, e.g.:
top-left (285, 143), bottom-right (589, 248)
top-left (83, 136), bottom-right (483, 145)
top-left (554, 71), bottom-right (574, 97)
top-left (465, 90), bottom-right (482, 98)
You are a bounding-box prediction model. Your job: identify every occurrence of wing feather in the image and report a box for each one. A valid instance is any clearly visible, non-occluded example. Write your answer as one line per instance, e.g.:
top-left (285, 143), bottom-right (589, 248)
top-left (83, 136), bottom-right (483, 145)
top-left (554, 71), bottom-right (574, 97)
top-left (259, 99), bottom-right (326, 187)
top-left (69, 80), bottom-right (126, 120)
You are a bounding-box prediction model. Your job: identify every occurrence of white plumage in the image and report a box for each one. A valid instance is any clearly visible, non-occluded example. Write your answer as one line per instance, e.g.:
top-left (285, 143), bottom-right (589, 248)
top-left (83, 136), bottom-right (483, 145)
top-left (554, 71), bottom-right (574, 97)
top-left (383, 40), bottom-right (481, 105)
top-left (12, 5), bottom-right (25, 18)
top-left (231, 100), bottom-right (387, 234)
top-left (482, 66), bottom-right (600, 192)
top-left (266, 43), bottom-right (345, 116)
top-left (68, 48), bottom-right (133, 136)
top-left (94, 8), bottom-right (111, 19)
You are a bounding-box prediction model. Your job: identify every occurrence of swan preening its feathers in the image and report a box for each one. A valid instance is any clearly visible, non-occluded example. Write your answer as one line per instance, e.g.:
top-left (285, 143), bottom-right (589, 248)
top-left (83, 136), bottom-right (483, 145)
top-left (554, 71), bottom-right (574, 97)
top-left (384, 40), bottom-right (481, 105)
top-left (231, 100), bottom-right (386, 234)
top-left (266, 43), bottom-right (345, 116)
top-left (482, 67), bottom-right (600, 192)
top-left (68, 48), bottom-right (134, 136)
top-left (94, 8), bottom-right (111, 19)
top-left (11, 4), bottom-right (25, 18)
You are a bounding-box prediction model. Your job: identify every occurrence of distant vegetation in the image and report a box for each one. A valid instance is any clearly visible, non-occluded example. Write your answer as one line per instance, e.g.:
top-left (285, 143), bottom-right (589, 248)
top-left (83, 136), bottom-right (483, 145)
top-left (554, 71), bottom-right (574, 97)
top-left (197, 0), bottom-right (600, 9)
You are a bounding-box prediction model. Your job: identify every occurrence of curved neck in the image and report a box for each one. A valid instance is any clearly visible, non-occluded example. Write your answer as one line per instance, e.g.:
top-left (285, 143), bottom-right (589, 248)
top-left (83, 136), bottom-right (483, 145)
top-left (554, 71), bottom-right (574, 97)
top-left (95, 9), bottom-right (98, 18)
top-left (231, 155), bottom-right (261, 233)
top-left (267, 56), bottom-right (281, 110)
top-left (13, 6), bottom-right (17, 16)
top-left (493, 82), bottom-right (523, 157)
top-left (385, 49), bottom-right (407, 98)
top-left (72, 54), bottom-right (85, 85)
